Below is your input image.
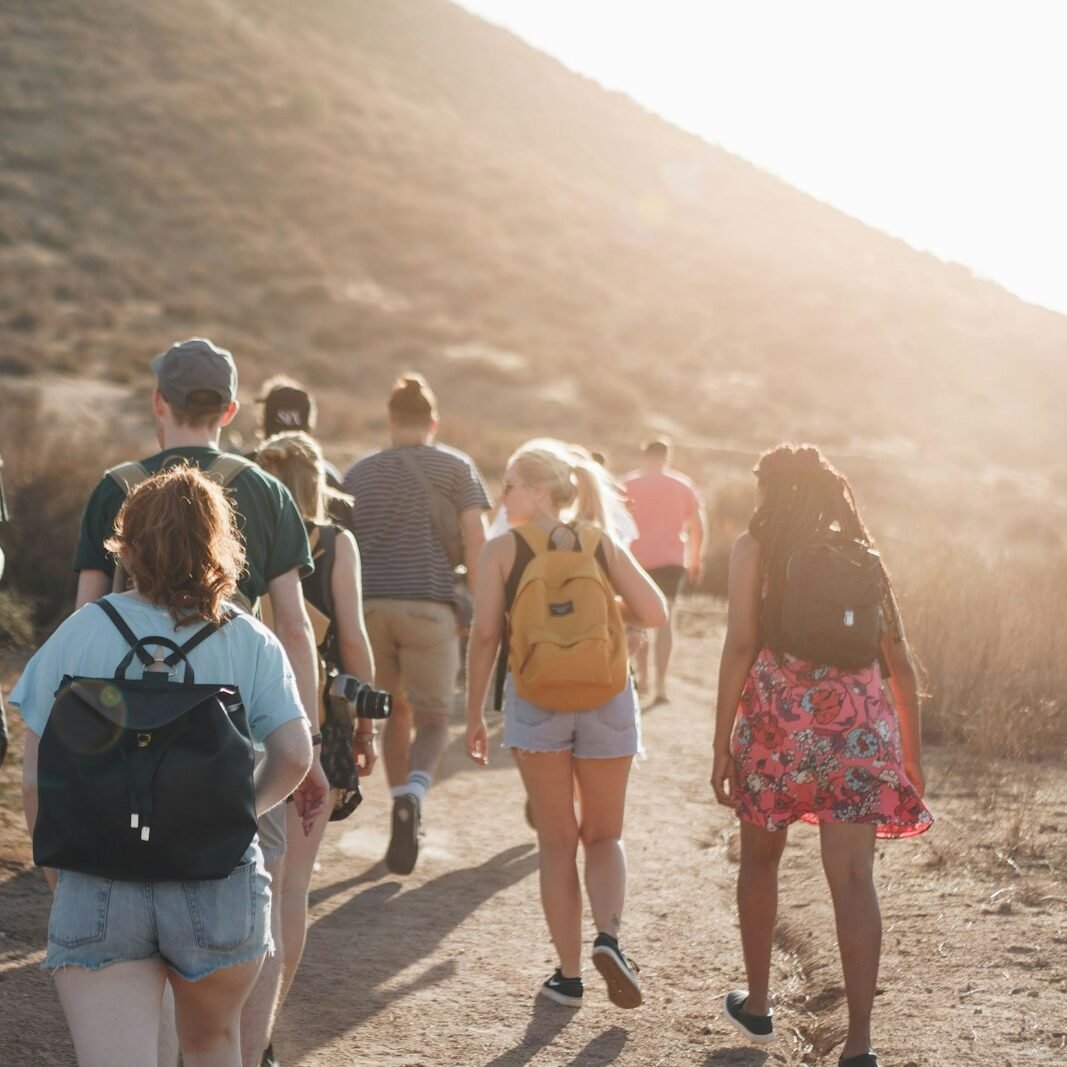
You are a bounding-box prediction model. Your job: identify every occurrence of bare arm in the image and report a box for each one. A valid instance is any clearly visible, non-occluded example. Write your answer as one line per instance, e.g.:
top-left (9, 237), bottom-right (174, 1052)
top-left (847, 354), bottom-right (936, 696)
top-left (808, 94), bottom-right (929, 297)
top-left (603, 537), bottom-right (669, 629)
top-left (331, 530), bottom-right (378, 774)
top-left (464, 536), bottom-right (509, 765)
top-left (460, 507), bottom-right (488, 589)
top-left (266, 568), bottom-right (328, 829)
top-left (21, 731), bottom-right (57, 891)
top-left (75, 570), bottom-right (110, 610)
top-left (686, 504), bottom-right (708, 583)
top-left (255, 718), bottom-right (314, 816)
top-left (881, 622), bottom-right (925, 795)
top-left (710, 533), bottom-right (761, 807)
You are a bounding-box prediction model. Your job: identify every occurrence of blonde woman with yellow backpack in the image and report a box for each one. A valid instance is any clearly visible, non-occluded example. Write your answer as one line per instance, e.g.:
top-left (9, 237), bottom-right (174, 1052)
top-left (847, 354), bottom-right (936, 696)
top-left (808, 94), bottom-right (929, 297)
top-left (465, 439), bottom-right (666, 1010)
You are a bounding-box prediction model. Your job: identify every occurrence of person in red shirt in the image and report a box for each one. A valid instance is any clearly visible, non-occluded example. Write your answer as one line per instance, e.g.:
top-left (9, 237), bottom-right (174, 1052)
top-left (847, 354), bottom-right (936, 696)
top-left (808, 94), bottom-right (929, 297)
top-left (622, 437), bottom-right (706, 705)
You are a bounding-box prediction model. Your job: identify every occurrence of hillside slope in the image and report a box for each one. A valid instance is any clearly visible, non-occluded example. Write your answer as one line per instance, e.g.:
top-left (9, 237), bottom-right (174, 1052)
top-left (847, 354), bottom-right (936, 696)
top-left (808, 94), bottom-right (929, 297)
top-left (1, 0), bottom-right (1064, 474)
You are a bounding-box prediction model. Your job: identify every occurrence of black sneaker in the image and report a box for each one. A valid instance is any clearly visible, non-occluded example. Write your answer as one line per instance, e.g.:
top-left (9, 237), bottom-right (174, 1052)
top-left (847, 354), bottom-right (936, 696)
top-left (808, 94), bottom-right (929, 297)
top-left (385, 794), bottom-right (420, 875)
top-left (260, 1042), bottom-right (280, 1066)
top-left (539, 968), bottom-right (583, 1007)
top-left (723, 990), bottom-right (774, 1044)
top-left (591, 933), bottom-right (643, 1008)
top-left (839, 1054), bottom-right (878, 1066)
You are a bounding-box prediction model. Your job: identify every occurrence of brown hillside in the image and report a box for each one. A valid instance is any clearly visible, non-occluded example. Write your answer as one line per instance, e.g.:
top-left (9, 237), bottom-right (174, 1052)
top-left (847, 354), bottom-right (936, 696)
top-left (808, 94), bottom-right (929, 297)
top-left (1, 0), bottom-right (1065, 476)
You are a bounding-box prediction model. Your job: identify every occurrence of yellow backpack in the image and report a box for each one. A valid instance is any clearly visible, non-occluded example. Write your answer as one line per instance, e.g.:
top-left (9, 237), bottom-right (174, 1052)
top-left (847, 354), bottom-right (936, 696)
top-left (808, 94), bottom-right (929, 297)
top-left (506, 522), bottom-right (628, 712)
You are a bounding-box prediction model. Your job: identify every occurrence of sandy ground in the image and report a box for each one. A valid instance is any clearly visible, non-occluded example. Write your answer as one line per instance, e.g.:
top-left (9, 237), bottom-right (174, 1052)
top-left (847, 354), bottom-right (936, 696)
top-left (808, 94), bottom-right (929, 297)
top-left (1, 599), bottom-right (1065, 1065)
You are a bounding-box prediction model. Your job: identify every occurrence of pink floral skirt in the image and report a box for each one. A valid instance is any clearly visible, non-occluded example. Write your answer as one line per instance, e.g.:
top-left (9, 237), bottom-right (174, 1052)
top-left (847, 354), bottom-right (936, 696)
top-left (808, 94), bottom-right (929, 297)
top-left (730, 649), bottom-right (932, 838)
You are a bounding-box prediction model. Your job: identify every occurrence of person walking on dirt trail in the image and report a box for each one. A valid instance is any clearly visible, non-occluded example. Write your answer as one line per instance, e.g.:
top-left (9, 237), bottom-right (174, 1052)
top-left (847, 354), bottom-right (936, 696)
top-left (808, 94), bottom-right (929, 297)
top-left (11, 466), bottom-right (314, 1067)
top-left (622, 436), bottom-right (706, 707)
top-left (72, 337), bottom-right (328, 1066)
top-left (710, 443), bottom-right (931, 1067)
top-left (253, 376), bottom-right (346, 496)
top-left (465, 439), bottom-right (667, 1011)
top-left (343, 373), bottom-right (491, 876)
top-left (253, 430), bottom-right (380, 1063)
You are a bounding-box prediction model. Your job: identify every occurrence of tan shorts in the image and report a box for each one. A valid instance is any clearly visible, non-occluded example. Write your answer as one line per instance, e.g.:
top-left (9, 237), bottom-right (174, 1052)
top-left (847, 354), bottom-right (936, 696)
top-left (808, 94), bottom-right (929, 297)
top-left (363, 599), bottom-right (460, 721)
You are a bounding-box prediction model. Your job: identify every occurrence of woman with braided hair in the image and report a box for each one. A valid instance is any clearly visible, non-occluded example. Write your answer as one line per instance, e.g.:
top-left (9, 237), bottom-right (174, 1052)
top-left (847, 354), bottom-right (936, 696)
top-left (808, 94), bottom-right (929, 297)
top-left (710, 444), bottom-right (930, 1067)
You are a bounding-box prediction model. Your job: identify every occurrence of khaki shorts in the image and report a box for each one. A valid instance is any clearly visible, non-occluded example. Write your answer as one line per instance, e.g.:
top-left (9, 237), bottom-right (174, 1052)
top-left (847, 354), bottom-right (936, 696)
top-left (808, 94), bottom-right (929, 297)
top-left (363, 599), bottom-right (459, 720)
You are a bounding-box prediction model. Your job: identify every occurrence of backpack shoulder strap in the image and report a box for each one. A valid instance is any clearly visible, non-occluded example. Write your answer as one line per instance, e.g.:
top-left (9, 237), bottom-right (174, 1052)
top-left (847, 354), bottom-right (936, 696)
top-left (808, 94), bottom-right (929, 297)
top-left (165, 612), bottom-right (230, 667)
top-left (95, 598), bottom-right (154, 667)
top-left (106, 461), bottom-right (152, 496)
top-left (206, 453), bottom-right (255, 488)
top-left (513, 522), bottom-right (549, 556)
top-left (317, 525), bottom-right (338, 621)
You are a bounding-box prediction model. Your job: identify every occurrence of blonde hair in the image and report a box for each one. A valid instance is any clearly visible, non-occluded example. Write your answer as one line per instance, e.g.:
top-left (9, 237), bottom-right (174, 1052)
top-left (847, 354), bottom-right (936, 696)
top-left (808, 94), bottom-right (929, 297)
top-left (105, 466), bottom-right (243, 625)
top-left (254, 431), bottom-right (352, 523)
top-left (507, 438), bottom-right (625, 530)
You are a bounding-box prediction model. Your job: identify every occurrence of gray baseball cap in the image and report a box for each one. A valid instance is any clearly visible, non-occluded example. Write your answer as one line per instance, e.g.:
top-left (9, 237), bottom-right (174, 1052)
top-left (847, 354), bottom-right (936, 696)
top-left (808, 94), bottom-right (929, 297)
top-left (150, 338), bottom-right (238, 410)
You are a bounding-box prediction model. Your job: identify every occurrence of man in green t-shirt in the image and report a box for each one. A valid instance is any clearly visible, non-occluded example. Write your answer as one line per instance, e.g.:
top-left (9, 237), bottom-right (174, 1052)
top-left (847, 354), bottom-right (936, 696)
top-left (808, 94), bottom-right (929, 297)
top-left (73, 337), bottom-right (327, 1067)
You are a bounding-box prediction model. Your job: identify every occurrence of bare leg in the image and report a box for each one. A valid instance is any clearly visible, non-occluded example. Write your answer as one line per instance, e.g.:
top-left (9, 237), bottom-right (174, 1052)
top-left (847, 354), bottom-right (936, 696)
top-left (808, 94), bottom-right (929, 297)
top-left (157, 982), bottom-right (180, 1067)
top-left (573, 756), bottom-right (632, 938)
top-left (737, 821), bottom-right (788, 1015)
top-left (240, 856), bottom-right (284, 1067)
top-left (408, 706), bottom-right (451, 777)
top-left (820, 822), bottom-right (880, 1060)
top-left (171, 955), bottom-right (263, 1067)
top-left (54, 959), bottom-right (167, 1067)
top-left (382, 694), bottom-right (413, 789)
top-left (276, 792), bottom-right (334, 1014)
top-left (513, 748), bottom-right (582, 977)
top-left (652, 605), bottom-right (676, 702)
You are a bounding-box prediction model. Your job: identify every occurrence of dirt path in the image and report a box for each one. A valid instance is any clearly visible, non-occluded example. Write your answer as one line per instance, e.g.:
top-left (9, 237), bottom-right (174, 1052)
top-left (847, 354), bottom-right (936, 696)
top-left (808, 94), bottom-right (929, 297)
top-left (1, 601), bottom-right (1065, 1065)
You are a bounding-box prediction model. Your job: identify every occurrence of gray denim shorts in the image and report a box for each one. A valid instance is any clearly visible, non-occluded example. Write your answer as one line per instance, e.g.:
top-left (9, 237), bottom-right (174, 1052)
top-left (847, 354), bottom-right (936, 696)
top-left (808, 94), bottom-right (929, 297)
top-left (502, 676), bottom-right (643, 759)
top-left (44, 848), bottom-right (273, 982)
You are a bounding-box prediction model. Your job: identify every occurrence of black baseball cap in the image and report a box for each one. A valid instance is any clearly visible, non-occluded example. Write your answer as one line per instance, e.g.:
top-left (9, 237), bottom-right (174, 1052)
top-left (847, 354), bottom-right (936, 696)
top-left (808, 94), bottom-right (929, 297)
top-left (262, 385), bottom-right (313, 435)
top-left (150, 338), bottom-right (238, 410)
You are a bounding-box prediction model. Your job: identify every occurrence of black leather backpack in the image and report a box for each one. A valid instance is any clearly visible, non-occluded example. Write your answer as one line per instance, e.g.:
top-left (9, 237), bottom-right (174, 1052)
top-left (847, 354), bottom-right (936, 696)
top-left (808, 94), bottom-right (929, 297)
top-left (34, 599), bottom-right (258, 881)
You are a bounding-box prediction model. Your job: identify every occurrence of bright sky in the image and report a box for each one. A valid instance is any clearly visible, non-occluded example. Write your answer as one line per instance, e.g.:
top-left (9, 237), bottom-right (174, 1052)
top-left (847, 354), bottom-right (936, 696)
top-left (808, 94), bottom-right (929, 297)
top-left (456, 0), bottom-right (1067, 316)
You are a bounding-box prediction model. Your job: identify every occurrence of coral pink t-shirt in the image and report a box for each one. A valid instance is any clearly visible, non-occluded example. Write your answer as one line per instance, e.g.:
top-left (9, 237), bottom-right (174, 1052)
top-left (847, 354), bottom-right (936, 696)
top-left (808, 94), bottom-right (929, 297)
top-left (622, 468), bottom-right (704, 570)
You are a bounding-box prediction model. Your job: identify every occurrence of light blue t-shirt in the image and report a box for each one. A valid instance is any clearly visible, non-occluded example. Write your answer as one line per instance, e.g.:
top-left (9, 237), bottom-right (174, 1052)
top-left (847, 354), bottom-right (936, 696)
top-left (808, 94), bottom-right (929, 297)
top-left (11, 594), bottom-right (305, 746)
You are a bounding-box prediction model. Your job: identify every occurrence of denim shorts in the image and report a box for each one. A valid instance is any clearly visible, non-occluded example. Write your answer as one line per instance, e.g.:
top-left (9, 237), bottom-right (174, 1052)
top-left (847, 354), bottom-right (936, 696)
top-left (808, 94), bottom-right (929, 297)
top-left (502, 676), bottom-right (642, 759)
top-left (44, 848), bottom-right (273, 981)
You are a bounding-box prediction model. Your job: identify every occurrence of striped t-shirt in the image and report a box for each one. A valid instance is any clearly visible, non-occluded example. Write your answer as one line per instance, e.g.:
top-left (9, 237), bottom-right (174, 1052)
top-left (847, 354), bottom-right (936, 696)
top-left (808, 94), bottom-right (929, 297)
top-left (343, 444), bottom-right (492, 605)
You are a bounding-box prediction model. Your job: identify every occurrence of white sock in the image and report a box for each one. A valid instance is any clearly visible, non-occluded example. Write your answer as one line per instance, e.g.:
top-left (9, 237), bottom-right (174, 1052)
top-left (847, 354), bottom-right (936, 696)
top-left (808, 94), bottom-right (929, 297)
top-left (404, 770), bottom-right (432, 804)
top-left (390, 785), bottom-right (410, 800)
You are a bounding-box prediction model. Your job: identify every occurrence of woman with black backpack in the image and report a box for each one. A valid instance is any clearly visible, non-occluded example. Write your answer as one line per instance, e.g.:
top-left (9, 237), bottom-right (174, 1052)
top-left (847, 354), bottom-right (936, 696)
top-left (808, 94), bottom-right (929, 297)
top-left (465, 439), bottom-right (666, 1012)
top-left (254, 430), bottom-right (378, 1047)
top-left (11, 466), bottom-right (313, 1066)
top-left (710, 444), bottom-right (932, 1067)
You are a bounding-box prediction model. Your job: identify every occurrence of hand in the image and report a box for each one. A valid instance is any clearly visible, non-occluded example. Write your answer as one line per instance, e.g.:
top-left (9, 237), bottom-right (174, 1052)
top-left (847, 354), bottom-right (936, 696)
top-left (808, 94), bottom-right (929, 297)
top-left (710, 750), bottom-right (737, 808)
top-left (904, 756), bottom-right (926, 797)
top-left (625, 626), bottom-right (647, 657)
top-left (293, 756), bottom-right (329, 835)
top-left (466, 717), bottom-right (489, 766)
top-left (353, 730), bottom-right (378, 777)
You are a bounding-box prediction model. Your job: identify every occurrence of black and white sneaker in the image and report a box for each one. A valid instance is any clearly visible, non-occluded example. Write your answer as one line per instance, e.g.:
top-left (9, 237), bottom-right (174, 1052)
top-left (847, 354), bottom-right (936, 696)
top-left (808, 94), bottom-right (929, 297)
top-left (385, 794), bottom-right (420, 875)
top-left (723, 990), bottom-right (774, 1044)
top-left (539, 968), bottom-right (583, 1007)
top-left (591, 933), bottom-right (643, 1008)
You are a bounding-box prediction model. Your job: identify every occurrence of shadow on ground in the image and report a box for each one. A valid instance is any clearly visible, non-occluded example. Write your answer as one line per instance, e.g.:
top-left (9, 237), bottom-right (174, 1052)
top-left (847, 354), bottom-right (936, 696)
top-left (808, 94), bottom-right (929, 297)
top-left (279, 843), bottom-right (538, 1064)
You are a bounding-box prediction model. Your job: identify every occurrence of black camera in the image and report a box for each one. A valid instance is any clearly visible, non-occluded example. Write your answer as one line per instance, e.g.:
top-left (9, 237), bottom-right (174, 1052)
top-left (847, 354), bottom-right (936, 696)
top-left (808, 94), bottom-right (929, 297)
top-left (327, 673), bottom-right (392, 720)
